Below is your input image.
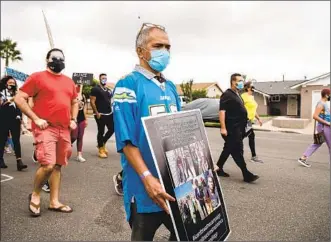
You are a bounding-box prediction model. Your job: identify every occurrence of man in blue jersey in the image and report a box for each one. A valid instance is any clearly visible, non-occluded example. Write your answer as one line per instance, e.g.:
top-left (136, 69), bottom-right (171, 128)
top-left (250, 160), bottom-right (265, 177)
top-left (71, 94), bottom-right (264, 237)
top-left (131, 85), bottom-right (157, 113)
top-left (113, 23), bottom-right (181, 241)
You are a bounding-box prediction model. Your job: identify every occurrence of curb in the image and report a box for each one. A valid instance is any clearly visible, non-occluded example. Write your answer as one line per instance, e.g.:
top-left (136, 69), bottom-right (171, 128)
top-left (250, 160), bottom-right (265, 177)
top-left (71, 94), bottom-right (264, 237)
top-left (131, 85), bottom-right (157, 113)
top-left (204, 124), bottom-right (305, 135)
top-left (253, 128), bottom-right (303, 134)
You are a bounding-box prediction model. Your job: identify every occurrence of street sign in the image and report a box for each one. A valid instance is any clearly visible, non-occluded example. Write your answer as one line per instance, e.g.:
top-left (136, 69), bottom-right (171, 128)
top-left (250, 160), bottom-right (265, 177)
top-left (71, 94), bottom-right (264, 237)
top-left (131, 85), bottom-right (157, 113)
top-left (72, 73), bottom-right (93, 85)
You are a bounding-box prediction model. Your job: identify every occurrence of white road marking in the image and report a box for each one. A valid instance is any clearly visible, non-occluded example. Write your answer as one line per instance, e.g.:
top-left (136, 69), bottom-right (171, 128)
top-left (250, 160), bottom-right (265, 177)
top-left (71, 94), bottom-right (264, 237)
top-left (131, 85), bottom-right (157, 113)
top-left (1, 174), bottom-right (14, 183)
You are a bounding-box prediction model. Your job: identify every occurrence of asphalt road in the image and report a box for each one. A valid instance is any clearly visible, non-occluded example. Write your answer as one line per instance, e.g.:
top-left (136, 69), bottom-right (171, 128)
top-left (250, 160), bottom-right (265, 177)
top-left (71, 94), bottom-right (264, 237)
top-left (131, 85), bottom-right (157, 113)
top-left (1, 119), bottom-right (330, 241)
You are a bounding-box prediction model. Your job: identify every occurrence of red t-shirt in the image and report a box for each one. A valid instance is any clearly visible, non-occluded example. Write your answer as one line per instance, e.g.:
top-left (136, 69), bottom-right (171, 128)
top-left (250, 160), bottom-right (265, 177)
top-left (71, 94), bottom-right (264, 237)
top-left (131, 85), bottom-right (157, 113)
top-left (20, 70), bottom-right (77, 129)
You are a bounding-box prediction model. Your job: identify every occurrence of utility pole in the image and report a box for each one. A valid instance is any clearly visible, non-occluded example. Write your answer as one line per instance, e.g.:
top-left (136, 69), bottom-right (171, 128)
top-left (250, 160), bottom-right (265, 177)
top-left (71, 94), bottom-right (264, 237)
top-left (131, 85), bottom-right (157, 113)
top-left (42, 9), bottom-right (55, 49)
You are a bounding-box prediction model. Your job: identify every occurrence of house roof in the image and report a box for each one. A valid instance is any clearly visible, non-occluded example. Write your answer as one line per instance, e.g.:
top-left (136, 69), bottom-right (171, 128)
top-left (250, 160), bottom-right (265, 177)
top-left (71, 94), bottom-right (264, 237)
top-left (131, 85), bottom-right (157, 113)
top-left (290, 72), bottom-right (330, 89)
top-left (253, 80), bottom-right (303, 95)
top-left (176, 82), bottom-right (222, 95)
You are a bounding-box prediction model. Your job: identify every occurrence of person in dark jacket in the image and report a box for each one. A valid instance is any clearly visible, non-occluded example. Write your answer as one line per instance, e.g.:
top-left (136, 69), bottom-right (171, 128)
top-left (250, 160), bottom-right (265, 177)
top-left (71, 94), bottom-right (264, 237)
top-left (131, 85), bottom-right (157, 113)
top-left (0, 75), bottom-right (27, 171)
top-left (216, 73), bottom-right (259, 183)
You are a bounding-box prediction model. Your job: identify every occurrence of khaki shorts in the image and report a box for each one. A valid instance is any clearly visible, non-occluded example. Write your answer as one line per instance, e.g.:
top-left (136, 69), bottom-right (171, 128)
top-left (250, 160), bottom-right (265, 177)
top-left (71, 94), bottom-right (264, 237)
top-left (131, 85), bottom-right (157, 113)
top-left (33, 126), bottom-right (72, 166)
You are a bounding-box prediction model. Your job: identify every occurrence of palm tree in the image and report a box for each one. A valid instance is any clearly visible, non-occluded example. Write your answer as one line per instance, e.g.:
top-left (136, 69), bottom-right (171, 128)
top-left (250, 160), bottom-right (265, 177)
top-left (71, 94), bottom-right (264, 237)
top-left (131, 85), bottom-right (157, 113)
top-left (0, 38), bottom-right (23, 67)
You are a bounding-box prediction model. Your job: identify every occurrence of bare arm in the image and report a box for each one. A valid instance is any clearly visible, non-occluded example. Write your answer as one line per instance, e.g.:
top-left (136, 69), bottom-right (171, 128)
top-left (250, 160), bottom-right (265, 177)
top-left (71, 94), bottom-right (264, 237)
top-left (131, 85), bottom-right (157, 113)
top-left (89, 96), bottom-right (98, 114)
top-left (14, 91), bottom-right (39, 122)
top-left (71, 98), bottom-right (79, 120)
top-left (123, 143), bottom-right (175, 214)
top-left (123, 143), bottom-right (150, 176)
top-left (313, 104), bottom-right (330, 126)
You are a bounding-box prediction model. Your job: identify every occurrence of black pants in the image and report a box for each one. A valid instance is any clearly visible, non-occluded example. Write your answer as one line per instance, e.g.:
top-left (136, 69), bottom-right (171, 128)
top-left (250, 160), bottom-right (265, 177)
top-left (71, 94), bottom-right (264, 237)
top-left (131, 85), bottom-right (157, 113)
top-left (216, 128), bottom-right (248, 173)
top-left (0, 119), bottom-right (22, 162)
top-left (94, 114), bottom-right (114, 148)
top-left (129, 202), bottom-right (177, 241)
top-left (247, 129), bottom-right (256, 157)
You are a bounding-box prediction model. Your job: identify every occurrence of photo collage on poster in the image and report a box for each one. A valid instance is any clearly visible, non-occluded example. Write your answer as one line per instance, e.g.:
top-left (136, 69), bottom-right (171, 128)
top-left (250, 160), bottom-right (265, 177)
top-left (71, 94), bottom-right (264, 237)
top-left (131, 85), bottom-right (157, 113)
top-left (165, 140), bottom-right (222, 228)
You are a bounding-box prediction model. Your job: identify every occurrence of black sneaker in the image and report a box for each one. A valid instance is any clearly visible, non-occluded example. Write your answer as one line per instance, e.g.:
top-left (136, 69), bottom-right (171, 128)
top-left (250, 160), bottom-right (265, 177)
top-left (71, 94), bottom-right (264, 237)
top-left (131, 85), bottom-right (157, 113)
top-left (42, 181), bottom-right (50, 193)
top-left (297, 158), bottom-right (311, 168)
top-left (244, 174), bottom-right (259, 183)
top-left (217, 170), bottom-right (230, 177)
top-left (113, 174), bottom-right (123, 196)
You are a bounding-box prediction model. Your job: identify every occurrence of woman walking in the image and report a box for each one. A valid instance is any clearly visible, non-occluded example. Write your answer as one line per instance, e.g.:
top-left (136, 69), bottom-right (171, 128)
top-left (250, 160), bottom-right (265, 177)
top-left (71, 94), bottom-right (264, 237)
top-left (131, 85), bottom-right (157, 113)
top-left (0, 75), bottom-right (28, 170)
top-left (298, 88), bottom-right (330, 167)
top-left (71, 85), bottom-right (88, 162)
top-left (241, 81), bottom-right (263, 163)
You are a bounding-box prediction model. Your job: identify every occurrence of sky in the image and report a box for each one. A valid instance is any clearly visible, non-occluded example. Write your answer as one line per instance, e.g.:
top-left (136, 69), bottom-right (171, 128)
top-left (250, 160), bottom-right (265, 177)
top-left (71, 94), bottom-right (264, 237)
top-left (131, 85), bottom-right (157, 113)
top-left (1, 1), bottom-right (330, 89)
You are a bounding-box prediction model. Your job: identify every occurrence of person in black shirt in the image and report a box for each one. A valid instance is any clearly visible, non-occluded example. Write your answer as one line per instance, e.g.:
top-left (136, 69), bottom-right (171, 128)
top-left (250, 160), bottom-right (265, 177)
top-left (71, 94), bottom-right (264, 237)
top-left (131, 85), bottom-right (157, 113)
top-left (90, 73), bottom-right (123, 196)
top-left (216, 73), bottom-right (259, 183)
top-left (90, 73), bottom-right (114, 158)
top-left (0, 76), bottom-right (28, 171)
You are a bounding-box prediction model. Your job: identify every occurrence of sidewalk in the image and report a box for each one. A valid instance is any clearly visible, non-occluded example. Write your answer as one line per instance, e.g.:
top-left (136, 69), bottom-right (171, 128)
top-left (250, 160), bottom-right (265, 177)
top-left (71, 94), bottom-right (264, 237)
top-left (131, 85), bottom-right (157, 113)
top-left (253, 119), bottom-right (314, 135)
top-left (86, 114), bottom-right (314, 135)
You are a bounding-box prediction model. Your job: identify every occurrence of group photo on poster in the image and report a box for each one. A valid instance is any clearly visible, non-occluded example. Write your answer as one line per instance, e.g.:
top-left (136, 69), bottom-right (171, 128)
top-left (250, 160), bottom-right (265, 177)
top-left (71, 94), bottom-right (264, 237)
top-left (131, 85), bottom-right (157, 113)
top-left (142, 110), bottom-right (230, 241)
top-left (175, 170), bottom-right (221, 228)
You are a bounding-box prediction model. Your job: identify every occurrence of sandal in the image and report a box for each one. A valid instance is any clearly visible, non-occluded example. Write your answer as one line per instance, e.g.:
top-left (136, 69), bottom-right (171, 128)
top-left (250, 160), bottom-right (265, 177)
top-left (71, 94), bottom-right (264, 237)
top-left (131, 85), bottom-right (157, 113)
top-left (28, 194), bottom-right (41, 217)
top-left (48, 205), bottom-right (73, 213)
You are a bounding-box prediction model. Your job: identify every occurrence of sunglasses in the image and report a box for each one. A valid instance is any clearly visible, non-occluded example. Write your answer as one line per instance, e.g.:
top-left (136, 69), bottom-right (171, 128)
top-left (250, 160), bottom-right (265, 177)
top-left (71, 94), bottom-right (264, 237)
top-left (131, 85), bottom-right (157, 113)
top-left (50, 56), bottom-right (65, 62)
top-left (136, 23), bottom-right (166, 42)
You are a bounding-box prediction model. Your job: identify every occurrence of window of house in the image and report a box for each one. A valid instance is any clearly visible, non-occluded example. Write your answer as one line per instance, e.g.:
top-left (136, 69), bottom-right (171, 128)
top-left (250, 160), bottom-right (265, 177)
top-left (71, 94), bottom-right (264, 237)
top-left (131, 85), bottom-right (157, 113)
top-left (271, 95), bottom-right (280, 102)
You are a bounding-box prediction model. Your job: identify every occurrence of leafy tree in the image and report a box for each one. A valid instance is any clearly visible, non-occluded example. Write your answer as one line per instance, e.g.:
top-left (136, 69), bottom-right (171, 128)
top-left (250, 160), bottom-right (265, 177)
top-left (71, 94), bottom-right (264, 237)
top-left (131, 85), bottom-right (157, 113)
top-left (0, 38), bottom-right (23, 67)
top-left (192, 89), bottom-right (207, 100)
top-left (82, 78), bottom-right (98, 97)
top-left (180, 79), bottom-right (193, 102)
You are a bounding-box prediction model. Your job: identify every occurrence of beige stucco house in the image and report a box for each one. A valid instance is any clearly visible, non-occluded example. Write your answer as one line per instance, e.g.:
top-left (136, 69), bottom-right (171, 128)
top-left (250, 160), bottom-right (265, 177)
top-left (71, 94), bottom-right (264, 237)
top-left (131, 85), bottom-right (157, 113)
top-left (290, 73), bottom-right (330, 119)
top-left (176, 82), bottom-right (223, 98)
top-left (253, 73), bottom-right (330, 119)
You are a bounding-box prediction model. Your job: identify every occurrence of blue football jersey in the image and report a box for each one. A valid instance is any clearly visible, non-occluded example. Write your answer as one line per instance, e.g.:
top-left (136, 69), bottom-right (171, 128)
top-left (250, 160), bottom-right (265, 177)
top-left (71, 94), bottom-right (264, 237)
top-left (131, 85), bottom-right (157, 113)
top-left (113, 65), bottom-right (181, 221)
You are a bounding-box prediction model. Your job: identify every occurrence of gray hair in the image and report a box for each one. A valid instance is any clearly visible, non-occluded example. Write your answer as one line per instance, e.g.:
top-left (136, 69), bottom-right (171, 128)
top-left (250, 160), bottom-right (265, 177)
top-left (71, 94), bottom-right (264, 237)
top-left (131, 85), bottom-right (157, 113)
top-left (135, 27), bottom-right (167, 49)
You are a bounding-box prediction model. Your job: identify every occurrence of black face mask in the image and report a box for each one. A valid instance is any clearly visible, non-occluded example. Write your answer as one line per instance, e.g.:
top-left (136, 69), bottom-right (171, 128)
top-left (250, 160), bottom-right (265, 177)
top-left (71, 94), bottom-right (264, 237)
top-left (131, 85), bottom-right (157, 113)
top-left (47, 60), bottom-right (65, 73)
top-left (328, 96), bottom-right (330, 101)
top-left (7, 84), bottom-right (17, 92)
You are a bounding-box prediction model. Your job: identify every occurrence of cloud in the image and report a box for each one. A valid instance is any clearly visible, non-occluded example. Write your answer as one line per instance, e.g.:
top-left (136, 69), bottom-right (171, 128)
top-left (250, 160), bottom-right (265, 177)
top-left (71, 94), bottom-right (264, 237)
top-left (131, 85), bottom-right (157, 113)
top-left (1, 1), bottom-right (330, 90)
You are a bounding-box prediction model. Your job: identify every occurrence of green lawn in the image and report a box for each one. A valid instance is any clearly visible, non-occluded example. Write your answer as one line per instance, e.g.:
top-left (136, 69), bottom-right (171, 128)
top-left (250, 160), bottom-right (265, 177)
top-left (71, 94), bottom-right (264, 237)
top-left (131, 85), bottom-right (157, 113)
top-left (204, 122), bottom-right (220, 128)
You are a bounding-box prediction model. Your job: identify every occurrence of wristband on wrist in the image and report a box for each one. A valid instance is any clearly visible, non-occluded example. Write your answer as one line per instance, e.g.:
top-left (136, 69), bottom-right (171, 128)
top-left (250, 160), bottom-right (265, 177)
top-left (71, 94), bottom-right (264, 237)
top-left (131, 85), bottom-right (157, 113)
top-left (71, 118), bottom-right (77, 123)
top-left (140, 170), bottom-right (151, 180)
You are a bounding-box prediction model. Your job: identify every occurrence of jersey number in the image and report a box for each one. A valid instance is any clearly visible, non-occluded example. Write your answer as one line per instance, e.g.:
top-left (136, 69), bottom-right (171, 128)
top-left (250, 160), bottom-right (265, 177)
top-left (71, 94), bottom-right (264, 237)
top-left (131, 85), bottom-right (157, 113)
top-left (149, 104), bottom-right (178, 116)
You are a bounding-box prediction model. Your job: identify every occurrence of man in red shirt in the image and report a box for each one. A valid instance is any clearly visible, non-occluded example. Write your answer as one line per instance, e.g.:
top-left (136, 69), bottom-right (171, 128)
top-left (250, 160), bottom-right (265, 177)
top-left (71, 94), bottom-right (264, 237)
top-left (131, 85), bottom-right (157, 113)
top-left (14, 48), bottom-right (78, 217)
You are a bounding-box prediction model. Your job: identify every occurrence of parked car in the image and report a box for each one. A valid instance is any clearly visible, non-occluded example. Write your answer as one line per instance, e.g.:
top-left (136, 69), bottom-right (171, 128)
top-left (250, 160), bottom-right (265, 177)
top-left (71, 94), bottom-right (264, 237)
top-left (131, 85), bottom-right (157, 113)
top-left (179, 96), bottom-right (188, 107)
top-left (182, 98), bottom-right (219, 122)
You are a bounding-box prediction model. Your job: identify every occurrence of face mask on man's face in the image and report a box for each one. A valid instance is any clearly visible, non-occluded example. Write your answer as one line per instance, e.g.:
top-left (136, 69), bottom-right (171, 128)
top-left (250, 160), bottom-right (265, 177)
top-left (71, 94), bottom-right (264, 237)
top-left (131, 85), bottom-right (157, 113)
top-left (328, 96), bottom-right (330, 102)
top-left (47, 51), bottom-right (65, 73)
top-left (141, 47), bottom-right (170, 73)
top-left (236, 81), bottom-right (244, 90)
top-left (100, 78), bottom-right (107, 86)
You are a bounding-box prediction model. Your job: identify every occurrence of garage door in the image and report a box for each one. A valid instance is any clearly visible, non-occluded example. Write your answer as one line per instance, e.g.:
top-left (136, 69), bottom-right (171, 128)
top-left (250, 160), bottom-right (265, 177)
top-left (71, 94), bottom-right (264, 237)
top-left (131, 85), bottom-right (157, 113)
top-left (312, 90), bottom-right (321, 116)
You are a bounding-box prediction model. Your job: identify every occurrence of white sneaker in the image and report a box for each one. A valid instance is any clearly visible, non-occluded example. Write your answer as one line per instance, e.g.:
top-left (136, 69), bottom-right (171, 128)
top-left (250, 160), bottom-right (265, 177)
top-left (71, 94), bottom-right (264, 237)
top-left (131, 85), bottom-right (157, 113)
top-left (77, 156), bottom-right (86, 163)
top-left (4, 147), bottom-right (12, 154)
top-left (297, 158), bottom-right (311, 168)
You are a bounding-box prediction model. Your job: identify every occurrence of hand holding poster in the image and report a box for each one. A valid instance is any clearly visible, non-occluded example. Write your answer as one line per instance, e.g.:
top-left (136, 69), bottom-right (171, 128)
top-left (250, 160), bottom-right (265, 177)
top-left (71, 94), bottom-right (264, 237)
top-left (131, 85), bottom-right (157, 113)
top-left (72, 73), bottom-right (93, 85)
top-left (142, 109), bottom-right (230, 241)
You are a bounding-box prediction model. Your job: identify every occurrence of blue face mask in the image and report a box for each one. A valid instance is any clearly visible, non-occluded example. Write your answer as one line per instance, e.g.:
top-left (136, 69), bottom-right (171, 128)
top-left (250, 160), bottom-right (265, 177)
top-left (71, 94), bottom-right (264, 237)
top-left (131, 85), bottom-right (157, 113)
top-left (147, 49), bottom-right (170, 72)
top-left (100, 79), bottom-right (107, 85)
top-left (236, 81), bottom-right (244, 90)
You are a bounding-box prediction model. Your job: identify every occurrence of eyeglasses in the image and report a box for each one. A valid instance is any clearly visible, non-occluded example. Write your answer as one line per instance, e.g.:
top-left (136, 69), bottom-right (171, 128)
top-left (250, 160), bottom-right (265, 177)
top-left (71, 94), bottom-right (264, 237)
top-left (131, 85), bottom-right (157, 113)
top-left (136, 23), bottom-right (166, 42)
